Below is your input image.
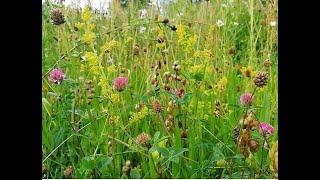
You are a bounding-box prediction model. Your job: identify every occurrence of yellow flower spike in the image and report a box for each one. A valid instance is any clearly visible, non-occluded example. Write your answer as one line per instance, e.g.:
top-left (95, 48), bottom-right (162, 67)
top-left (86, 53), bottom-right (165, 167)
top-left (82, 6), bottom-right (92, 22)
top-left (269, 141), bottom-right (278, 178)
top-left (75, 22), bottom-right (85, 30)
top-left (81, 31), bottom-right (96, 44)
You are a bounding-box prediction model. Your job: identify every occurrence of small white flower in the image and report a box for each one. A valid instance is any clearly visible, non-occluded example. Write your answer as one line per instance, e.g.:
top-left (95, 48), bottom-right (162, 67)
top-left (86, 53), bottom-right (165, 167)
top-left (107, 57), bottom-right (113, 64)
top-left (217, 19), bottom-right (225, 27)
top-left (139, 26), bottom-right (146, 33)
top-left (269, 21), bottom-right (277, 27)
top-left (234, 22), bottom-right (239, 26)
top-left (177, 12), bottom-right (183, 17)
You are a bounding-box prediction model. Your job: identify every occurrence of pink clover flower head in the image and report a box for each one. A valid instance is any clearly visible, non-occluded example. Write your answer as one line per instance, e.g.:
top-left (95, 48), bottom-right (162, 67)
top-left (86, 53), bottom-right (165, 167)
top-left (240, 92), bottom-right (254, 106)
top-left (259, 122), bottom-right (274, 135)
top-left (113, 76), bottom-right (128, 91)
top-left (48, 68), bottom-right (65, 84)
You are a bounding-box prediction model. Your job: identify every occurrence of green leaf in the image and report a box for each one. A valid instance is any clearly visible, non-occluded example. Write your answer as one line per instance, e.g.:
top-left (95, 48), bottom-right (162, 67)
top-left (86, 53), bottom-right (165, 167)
top-left (168, 148), bottom-right (188, 164)
top-left (155, 147), bottom-right (170, 158)
top-left (193, 72), bottom-right (204, 81)
top-left (42, 98), bottom-right (52, 116)
top-left (153, 131), bottom-right (160, 143)
top-left (81, 156), bottom-right (95, 170)
top-left (96, 156), bottom-right (113, 172)
top-left (130, 168), bottom-right (141, 179)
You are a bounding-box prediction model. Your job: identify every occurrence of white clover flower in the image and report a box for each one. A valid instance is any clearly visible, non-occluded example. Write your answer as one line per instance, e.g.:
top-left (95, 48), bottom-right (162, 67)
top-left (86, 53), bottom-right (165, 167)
top-left (217, 19), bottom-right (225, 27)
top-left (139, 26), bottom-right (146, 33)
top-left (269, 21), bottom-right (277, 27)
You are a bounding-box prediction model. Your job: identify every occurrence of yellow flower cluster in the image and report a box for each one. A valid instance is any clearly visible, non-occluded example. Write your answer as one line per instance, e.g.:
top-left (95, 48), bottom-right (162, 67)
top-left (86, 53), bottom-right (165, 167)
top-left (189, 100), bottom-right (210, 120)
top-left (107, 64), bottom-right (117, 74)
top-left (110, 92), bottom-right (121, 103)
top-left (269, 141), bottom-right (278, 178)
top-left (176, 24), bottom-right (186, 45)
top-left (185, 35), bottom-right (197, 52)
top-left (214, 76), bottom-right (228, 93)
top-left (98, 76), bottom-right (112, 97)
top-left (240, 66), bottom-right (256, 78)
top-left (81, 6), bottom-right (92, 21)
top-left (77, 6), bottom-right (96, 45)
top-left (126, 37), bottom-right (133, 44)
top-left (84, 52), bottom-right (100, 76)
top-left (102, 40), bottom-right (120, 53)
top-left (98, 76), bottom-right (121, 103)
top-left (189, 64), bottom-right (203, 74)
top-left (129, 106), bottom-right (148, 124)
top-left (82, 31), bottom-right (96, 44)
top-left (194, 49), bottom-right (212, 59)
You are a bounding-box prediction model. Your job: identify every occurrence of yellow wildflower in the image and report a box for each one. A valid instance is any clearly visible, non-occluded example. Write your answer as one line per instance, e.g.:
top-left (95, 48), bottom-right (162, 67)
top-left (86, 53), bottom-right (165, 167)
top-left (240, 66), bottom-right (256, 78)
top-left (214, 76), bottom-right (228, 93)
top-left (81, 6), bottom-right (92, 22)
top-left (80, 63), bottom-right (87, 72)
top-left (102, 40), bottom-right (119, 53)
top-left (269, 141), bottom-right (278, 178)
top-left (107, 65), bottom-right (117, 73)
top-left (126, 37), bottom-right (133, 43)
top-left (81, 31), bottom-right (96, 44)
top-left (84, 52), bottom-right (100, 76)
top-left (176, 24), bottom-right (186, 45)
top-left (129, 106), bottom-right (148, 124)
top-left (110, 93), bottom-right (121, 103)
top-left (75, 22), bottom-right (85, 30)
top-left (185, 35), bottom-right (197, 52)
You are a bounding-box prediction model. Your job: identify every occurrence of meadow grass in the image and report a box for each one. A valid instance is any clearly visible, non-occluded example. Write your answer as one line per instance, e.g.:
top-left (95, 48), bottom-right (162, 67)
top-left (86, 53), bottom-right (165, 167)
top-left (42, 0), bottom-right (278, 178)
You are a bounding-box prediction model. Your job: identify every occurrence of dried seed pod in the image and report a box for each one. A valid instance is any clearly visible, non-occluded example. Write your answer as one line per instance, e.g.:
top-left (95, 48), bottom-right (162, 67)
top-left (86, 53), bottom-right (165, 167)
top-left (133, 44), bottom-right (140, 55)
top-left (238, 130), bottom-right (250, 147)
top-left (152, 99), bottom-right (162, 113)
top-left (136, 132), bottom-right (151, 147)
top-left (164, 84), bottom-right (171, 91)
top-left (42, 164), bottom-right (48, 174)
top-left (248, 139), bottom-right (259, 153)
top-left (181, 129), bottom-right (188, 138)
top-left (164, 72), bottom-right (171, 79)
top-left (263, 59), bottom-right (271, 68)
top-left (157, 36), bottom-right (165, 43)
top-left (228, 48), bottom-right (235, 55)
top-left (63, 166), bottom-right (74, 179)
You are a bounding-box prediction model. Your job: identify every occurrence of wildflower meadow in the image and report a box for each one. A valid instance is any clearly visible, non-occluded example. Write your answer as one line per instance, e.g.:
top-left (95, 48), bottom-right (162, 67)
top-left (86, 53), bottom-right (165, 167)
top-left (42, 0), bottom-right (278, 179)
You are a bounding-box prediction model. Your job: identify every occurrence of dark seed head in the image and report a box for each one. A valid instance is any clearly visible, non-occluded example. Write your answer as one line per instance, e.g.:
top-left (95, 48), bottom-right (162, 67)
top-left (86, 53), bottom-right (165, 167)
top-left (50, 9), bottom-right (65, 25)
top-left (253, 72), bottom-right (269, 87)
top-left (162, 18), bottom-right (169, 24)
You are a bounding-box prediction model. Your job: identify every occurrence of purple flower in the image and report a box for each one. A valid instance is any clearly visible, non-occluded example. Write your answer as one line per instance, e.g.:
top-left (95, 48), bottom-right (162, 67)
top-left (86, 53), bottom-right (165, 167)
top-left (113, 76), bottom-right (128, 91)
top-left (48, 68), bottom-right (65, 84)
top-left (240, 92), bottom-right (254, 106)
top-left (259, 122), bottom-right (274, 135)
